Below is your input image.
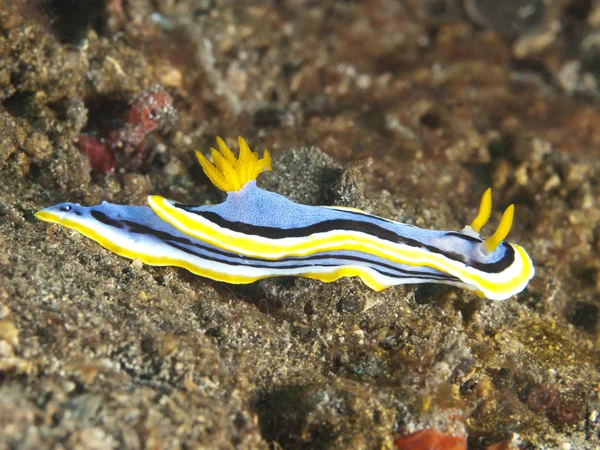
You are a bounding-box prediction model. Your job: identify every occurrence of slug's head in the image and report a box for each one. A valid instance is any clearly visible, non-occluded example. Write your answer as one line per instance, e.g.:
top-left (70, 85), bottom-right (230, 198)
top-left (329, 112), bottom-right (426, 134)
top-left (196, 136), bottom-right (272, 192)
top-left (35, 202), bottom-right (84, 225)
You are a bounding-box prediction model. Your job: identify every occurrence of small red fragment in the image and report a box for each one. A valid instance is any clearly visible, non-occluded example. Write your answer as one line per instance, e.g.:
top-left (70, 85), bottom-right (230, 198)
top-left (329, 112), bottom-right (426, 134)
top-left (77, 134), bottom-right (116, 172)
top-left (120, 86), bottom-right (176, 146)
top-left (77, 85), bottom-right (176, 172)
top-left (394, 429), bottom-right (466, 450)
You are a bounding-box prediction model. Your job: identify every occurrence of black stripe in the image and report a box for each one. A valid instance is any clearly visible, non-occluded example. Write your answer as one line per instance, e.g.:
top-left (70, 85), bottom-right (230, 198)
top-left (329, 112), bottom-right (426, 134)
top-left (166, 240), bottom-right (460, 282)
top-left (90, 210), bottom-right (461, 282)
top-left (165, 241), bottom-right (460, 282)
top-left (90, 210), bottom-right (125, 229)
top-left (176, 209), bottom-right (515, 274)
top-left (125, 219), bottom-right (461, 282)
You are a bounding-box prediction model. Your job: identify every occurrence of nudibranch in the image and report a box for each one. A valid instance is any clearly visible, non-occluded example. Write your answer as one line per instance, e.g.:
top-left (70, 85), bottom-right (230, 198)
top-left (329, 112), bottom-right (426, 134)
top-left (36, 137), bottom-right (534, 300)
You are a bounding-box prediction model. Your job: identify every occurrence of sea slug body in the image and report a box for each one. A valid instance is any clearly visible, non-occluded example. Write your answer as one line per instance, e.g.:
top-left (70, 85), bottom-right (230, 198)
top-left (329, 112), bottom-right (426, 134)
top-left (36, 137), bottom-right (534, 300)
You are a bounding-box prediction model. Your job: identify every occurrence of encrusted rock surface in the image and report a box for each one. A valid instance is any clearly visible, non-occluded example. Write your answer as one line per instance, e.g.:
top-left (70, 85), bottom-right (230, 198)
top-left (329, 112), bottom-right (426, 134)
top-left (1, 1), bottom-right (599, 448)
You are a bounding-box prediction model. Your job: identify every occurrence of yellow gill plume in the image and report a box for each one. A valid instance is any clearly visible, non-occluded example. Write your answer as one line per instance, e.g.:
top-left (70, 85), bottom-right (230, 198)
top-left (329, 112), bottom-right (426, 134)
top-left (196, 136), bottom-right (272, 192)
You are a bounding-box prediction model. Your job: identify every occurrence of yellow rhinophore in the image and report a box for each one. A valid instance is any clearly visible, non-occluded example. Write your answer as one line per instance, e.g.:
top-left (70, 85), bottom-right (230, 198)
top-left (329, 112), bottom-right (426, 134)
top-left (481, 204), bottom-right (514, 255)
top-left (470, 188), bottom-right (492, 233)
